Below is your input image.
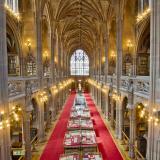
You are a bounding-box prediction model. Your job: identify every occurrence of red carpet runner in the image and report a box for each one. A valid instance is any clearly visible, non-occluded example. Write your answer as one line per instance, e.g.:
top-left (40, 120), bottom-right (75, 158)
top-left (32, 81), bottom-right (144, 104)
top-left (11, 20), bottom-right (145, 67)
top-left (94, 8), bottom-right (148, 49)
top-left (40, 92), bottom-right (123, 160)
top-left (84, 93), bottom-right (123, 160)
top-left (40, 93), bottom-right (75, 160)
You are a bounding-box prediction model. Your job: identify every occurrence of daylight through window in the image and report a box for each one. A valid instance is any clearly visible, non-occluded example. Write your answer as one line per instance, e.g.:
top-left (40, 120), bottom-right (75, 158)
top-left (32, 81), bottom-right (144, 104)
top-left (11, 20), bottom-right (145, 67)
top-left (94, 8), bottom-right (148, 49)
top-left (70, 49), bottom-right (89, 76)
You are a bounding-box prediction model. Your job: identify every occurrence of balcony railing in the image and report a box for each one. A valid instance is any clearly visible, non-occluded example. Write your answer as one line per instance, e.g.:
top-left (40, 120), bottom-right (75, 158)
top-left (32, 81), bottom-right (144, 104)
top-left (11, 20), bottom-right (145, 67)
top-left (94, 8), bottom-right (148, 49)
top-left (106, 75), bottom-right (150, 97)
top-left (107, 75), bottom-right (112, 84)
top-left (120, 76), bottom-right (150, 96)
top-left (8, 77), bottom-right (39, 99)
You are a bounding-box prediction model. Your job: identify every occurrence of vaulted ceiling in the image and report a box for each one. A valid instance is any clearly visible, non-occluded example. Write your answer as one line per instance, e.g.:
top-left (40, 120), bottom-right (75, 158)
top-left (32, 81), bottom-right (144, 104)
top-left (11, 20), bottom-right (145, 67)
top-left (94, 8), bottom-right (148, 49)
top-left (55, 0), bottom-right (110, 56)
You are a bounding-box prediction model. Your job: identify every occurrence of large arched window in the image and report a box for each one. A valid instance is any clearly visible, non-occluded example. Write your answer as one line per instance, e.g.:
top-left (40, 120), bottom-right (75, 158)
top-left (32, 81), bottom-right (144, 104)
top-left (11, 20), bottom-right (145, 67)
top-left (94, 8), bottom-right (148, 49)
top-left (70, 49), bottom-right (89, 76)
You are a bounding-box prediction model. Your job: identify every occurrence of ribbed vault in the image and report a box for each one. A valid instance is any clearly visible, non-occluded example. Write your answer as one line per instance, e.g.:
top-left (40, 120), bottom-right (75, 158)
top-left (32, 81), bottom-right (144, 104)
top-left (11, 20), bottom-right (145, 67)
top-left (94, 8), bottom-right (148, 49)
top-left (55, 0), bottom-right (109, 57)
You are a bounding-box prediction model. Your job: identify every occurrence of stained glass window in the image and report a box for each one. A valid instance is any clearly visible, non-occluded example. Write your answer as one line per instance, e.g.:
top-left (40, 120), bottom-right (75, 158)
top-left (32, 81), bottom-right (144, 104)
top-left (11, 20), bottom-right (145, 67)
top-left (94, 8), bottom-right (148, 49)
top-left (70, 49), bottom-right (89, 76)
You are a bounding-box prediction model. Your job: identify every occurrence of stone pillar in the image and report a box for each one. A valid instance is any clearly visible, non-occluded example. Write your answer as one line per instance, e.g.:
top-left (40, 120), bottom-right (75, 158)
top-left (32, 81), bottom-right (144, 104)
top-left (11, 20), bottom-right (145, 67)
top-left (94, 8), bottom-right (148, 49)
top-left (58, 36), bottom-right (62, 81)
top-left (37, 100), bottom-right (45, 141)
top-left (104, 32), bottom-right (109, 83)
top-left (127, 79), bottom-right (135, 158)
top-left (45, 92), bottom-right (51, 129)
top-left (110, 98), bottom-right (114, 128)
top-left (118, 102), bottom-right (123, 140)
top-left (129, 107), bottom-right (135, 158)
top-left (115, 0), bottom-right (123, 140)
top-left (23, 81), bottom-right (33, 160)
top-left (50, 95), bottom-right (55, 121)
top-left (115, 101), bottom-right (119, 138)
top-left (147, 1), bottom-right (160, 159)
top-left (0, 0), bottom-right (11, 159)
top-left (36, 3), bottom-right (43, 87)
top-left (51, 33), bottom-right (56, 83)
top-left (23, 111), bottom-right (32, 160)
top-left (105, 90), bottom-right (109, 120)
top-left (98, 46), bottom-right (102, 108)
top-left (35, 1), bottom-right (45, 141)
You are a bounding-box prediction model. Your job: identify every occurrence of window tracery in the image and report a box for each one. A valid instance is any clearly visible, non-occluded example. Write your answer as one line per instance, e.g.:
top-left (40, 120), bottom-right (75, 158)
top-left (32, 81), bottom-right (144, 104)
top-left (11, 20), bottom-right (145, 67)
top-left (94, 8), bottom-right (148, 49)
top-left (70, 49), bottom-right (89, 76)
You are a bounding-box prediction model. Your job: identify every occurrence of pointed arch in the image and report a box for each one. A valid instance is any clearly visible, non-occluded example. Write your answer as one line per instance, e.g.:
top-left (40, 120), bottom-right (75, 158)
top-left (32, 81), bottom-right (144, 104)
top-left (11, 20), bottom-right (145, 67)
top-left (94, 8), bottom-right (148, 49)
top-left (70, 49), bottom-right (89, 76)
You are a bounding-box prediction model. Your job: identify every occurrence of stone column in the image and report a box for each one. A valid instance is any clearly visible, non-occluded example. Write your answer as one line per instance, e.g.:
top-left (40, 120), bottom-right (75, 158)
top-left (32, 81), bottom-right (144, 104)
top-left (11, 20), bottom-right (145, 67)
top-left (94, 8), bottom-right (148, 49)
top-left (23, 81), bottom-right (33, 160)
top-left (104, 31), bottom-right (109, 83)
top-left (35, 1), bottom-right (45, 141)
top-left (147, 1), bottom-right (160, 159)
top-left (36, 3), bottom-right (43, 87)
top-left (129, 107), bottom-right (135, 158)
top-left (37, 100), bottom-right (45, 141)
top-left (23, 110), bottom-right (32, 160)
top-left (115, 0), bottom-right (123, 140)
top-left (0, 0), bottom-right (11, 159)
top-left (110, 98), bottom-right (114, 128)
top-left (127, 79), bottom-right (135, 158)
top-left (45, 83), bottom-right (51, 129)
top-left (118, 102), bottom-right (123, 140)
top-left (51, 33), bottom-right (56, 83)
top-left (115, 101), bottom-right (119, 138)
top-left (58, 35), bottom-right (62, 81)
top-left (105, 89), bottom-right (109, 120)
top-left (98, 46), bottom-right (102, 108)
top-left (50, 94), bottom-right (55, 121)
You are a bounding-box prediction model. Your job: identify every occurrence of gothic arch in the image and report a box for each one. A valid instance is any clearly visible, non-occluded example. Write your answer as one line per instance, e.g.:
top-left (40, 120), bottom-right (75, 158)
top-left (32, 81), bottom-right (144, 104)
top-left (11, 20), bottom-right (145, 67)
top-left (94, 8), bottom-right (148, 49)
top-left (6, 16), bottom-right (22, 76)
top-left (6, 13), bottom-right (23, 58)
top-left (136, 20), bottom-right (150, 76)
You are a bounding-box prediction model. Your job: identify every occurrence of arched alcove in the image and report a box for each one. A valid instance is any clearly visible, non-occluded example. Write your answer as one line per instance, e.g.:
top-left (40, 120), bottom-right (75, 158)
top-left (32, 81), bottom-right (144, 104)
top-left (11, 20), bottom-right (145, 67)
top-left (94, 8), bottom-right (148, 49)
top-left (7, 26), bottom-right (21, 76)
top-left (42, 4), bottom-right (51, 77)
top-left (136, 22), bottom-right (150, 76)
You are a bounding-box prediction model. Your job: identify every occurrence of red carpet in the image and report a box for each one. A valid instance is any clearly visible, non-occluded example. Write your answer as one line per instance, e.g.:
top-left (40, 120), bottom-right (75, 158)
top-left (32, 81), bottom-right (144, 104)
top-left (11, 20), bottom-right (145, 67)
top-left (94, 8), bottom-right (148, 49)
top-left (84, 93), bottom-right (124, 160)
top-left (40, 93), bottom-right (75, 160)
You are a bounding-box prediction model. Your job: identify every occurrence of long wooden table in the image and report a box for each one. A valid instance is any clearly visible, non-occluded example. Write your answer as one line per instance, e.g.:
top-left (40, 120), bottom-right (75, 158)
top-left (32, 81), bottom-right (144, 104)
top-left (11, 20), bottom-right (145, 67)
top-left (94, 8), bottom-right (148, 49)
top-left (70, 110), bottom-right (91, 119)
top-left (63, 95), bottom-right (100, 157)
top-left (67, 118), bottom-right (93, 130)
top-left (64, 130), bottom-right (97, 153)
top-left (64, 130), bottom-right (81, 153)
top-left (59, 153), bottom-right (102, 160)
top-left (59, 154), bottom-right (80, 160)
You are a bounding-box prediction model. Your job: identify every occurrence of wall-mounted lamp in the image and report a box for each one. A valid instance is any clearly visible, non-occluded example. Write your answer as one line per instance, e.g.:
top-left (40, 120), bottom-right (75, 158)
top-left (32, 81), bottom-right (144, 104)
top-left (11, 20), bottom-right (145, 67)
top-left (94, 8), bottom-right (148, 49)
top-left (10, 105), bottom-right (22, 123)
top-left (112, 92), bottom-right (121, 102)
top-left (102, 56), bottom-right (106, 63)
top-left (54, 57), bottom-right (58, 64)
top-left (110, 51), bottom-right (116, 59)
top-left (0, 111), bottom-right (10, 130)
top-left (25, 39), bottom-right (32, 51)
top-left (127, 40), bottom-right (133, 52)
top-left (43, 51), bottom-right (49, 60)
top-left (39, 91), bottom-right (48, 103)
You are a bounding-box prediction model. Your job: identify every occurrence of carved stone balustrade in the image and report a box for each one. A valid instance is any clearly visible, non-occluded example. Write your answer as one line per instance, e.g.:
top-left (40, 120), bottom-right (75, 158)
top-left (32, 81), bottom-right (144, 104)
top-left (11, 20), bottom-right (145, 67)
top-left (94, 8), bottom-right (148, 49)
top-left (107, 76), bottom-right (112, 85)
top-left (120, 76), bottom-right (150, 97)
top-left (133, 76), bottom-right (150, 96)
top-left (8, 77), bottom-right (39, 100)
top-left (120, 76), bottom-right (130, 90)
top-left (100, 75), bottom-right (105, 83)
